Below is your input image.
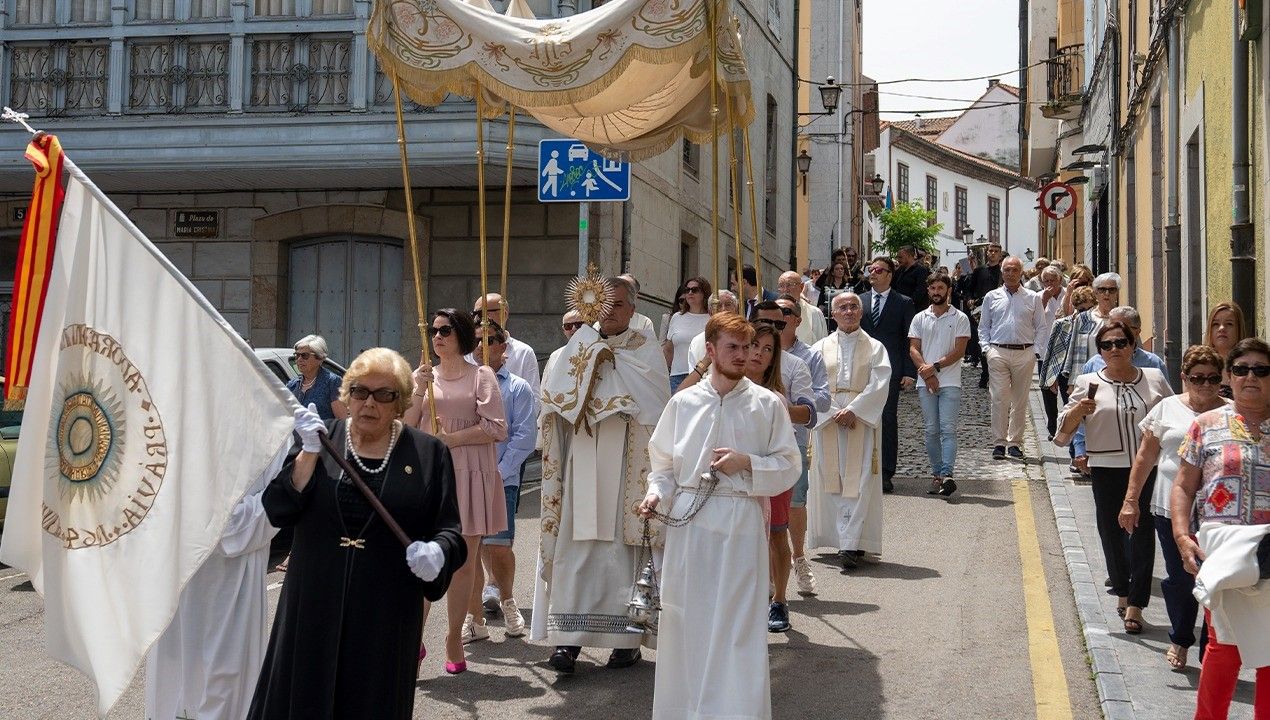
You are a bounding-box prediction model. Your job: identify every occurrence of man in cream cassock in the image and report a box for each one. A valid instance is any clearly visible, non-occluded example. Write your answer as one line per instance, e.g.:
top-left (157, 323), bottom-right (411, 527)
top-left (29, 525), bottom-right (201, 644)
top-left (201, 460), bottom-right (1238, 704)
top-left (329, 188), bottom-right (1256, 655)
top-left (809, 292), bottom-right (892, 569)
top-left (532, 276), bottom-right (670, 673)
top-left (641, 313), bottom-right (801, 720)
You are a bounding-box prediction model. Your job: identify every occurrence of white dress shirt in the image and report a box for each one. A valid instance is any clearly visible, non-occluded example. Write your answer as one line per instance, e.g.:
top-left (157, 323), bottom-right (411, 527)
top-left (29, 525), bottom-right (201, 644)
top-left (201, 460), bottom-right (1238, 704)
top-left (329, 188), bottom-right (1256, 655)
top-left (977, 285), bottom-right (1048, 354)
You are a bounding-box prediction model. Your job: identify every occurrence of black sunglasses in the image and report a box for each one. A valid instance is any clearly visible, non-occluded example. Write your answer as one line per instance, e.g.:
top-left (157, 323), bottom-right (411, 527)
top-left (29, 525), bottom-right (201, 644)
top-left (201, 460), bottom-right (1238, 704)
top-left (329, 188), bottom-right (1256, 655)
top-left (753, 318), bottom-right (788, 332)
top-left (562, 321), bottom-right (585, 331)
top-left (1230, 364), bottom-right (1270, 378)
top-left (1096, 337), bottom-right (1132, 351)
top-left (1185, 373), bottom-right (1223, 386)
top-left (349, 386), bottom-right (400, 403)
top-left (290, 351), bottom-right (319, 362)
top-left (480, 335), bottom-right (506, 346)
top-left (684, 286), bottom-right (703, 294)
top-left (1095, 287), bottom-right (1118, 294)
top-left (426, 325), bottom-right (455, 338)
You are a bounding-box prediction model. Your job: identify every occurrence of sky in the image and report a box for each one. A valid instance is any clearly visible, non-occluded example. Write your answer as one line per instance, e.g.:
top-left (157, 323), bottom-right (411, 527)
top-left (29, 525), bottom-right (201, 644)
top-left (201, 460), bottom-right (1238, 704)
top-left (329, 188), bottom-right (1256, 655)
top-left (863, 0), bottom-right (1022, 120)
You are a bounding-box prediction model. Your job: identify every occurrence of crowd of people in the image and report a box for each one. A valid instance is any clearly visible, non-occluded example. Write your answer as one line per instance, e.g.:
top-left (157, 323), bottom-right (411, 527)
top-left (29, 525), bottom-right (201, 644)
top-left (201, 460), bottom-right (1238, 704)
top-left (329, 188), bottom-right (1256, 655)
top-left (146, 250), bottom-right (1268, 720)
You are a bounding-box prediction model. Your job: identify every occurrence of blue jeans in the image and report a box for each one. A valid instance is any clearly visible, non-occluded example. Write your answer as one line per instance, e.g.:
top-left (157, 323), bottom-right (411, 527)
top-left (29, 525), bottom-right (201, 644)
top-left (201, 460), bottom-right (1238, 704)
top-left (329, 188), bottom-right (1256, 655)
top-left (669, 373), bottom-right (688, 394)
top-left (918, 385), bottom-right (961, 477)
top-left (484, 484), bottom-right (521, 546)
top-left (791, 445), bottom-right (810, 507)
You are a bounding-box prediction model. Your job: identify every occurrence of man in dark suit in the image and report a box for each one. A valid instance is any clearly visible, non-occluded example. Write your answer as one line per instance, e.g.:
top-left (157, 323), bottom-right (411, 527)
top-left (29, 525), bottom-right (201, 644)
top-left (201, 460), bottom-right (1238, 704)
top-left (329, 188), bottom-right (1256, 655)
top-left (891, 246), bottom-right (931, 312)
top-left (860, 256), bottom-right (917, 493)
top-left (735, 264), bottom-right (778, 320)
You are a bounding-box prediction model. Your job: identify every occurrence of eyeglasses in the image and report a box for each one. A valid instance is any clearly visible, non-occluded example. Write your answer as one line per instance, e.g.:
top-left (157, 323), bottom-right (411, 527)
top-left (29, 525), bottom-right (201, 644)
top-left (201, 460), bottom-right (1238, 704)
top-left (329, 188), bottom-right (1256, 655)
top-left (684, 286), bottom-right (702, 294)
top-left (562, 321), bottom-right (585, 331)
top-left (290, 351), bottom-right (319, 361)
top-left (349, 386), bottom-right (400, 403)
top-left (1185, 373), bottom-right (1223, 386)
top-left (1230, 364), bottom-right (1270, 377)
top-left (1096, 337), bottom-right (1132, 351)
top-left (869, 267), bottom-right (889, 275)
top-left (1095, 287), bottom-right (1117, 294)
top-left (480, 335), bottom-right (505, 346)
top-left (426, 325), bottom-right (455, 338)
top-left (753, 318), bottom-right (788, 332)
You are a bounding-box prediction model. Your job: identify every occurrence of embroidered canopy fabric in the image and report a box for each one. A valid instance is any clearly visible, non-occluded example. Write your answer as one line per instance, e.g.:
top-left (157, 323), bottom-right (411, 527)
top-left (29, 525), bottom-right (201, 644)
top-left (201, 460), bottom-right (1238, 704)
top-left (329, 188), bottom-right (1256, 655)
top-left (368, 0), bottom-right (754, 160)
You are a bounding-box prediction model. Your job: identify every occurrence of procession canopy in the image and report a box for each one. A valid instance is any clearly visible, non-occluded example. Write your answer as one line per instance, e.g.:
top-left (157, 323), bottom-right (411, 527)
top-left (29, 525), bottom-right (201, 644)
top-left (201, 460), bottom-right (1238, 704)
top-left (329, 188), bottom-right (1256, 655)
top-left (368, 0), bottom-right (755, 160)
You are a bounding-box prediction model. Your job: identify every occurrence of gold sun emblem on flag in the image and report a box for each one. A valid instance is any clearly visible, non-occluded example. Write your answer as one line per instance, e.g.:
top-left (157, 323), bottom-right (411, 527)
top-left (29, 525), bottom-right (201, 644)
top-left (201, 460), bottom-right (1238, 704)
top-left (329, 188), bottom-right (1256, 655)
top-left (566, 262), bottom-right (613, 325)
top-left (49, 377), bottom-right (125, 505)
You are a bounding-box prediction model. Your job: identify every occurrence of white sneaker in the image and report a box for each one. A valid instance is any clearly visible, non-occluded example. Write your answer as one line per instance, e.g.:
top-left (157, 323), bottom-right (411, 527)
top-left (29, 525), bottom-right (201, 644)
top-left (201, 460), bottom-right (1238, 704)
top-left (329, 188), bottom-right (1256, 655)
top-left (502, 598), bottom-right (526, 637)
top-left (461, 613), bottom-right (490, 644)
top-left (793, 557), bottom-right (817, 596)
top-left (481, 584), bottom-right (502, 615)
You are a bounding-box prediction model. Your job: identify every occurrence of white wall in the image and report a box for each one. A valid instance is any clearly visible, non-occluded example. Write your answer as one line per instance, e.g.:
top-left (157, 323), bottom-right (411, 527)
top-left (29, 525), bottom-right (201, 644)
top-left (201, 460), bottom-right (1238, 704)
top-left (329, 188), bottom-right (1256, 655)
top-left (870, 127), bottom-right (1039, 269)
top-left (938, 84), bottom-right (1023, 170)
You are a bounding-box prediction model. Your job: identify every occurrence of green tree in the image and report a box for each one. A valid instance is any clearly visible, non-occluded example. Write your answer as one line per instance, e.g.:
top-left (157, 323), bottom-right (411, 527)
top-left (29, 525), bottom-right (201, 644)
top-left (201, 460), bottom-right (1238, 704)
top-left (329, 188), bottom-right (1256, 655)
top-left (874, 201), bottom-right (943, 256)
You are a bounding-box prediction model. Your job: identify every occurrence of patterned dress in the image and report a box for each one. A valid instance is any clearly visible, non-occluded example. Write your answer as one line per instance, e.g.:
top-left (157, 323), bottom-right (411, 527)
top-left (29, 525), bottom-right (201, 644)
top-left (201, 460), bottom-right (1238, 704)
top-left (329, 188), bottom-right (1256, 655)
top-left (1179, 405), bottom-right (1270, 528)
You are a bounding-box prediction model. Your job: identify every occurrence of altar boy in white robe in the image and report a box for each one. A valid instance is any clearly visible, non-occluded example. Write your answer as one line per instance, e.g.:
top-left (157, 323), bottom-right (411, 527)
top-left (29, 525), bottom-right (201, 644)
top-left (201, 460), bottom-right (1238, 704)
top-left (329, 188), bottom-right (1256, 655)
top-left (144, 441), bottom-right (287, 720)
top-left (808, 292), bottom-right (892, 569)
top-left (642, 313), bottom-right (801, 720)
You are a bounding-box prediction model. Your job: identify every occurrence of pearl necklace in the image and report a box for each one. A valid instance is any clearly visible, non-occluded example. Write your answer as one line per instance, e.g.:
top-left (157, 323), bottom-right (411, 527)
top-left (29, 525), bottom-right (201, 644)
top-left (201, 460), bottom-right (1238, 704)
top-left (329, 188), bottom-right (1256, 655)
top-left (345, 418), bottom-right (401, 475)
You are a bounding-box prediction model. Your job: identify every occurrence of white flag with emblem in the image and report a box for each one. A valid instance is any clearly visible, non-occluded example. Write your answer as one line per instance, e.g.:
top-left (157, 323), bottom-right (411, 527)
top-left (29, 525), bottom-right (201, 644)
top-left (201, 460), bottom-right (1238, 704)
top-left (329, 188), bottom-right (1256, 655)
top-left (0, 155), bottom-right (295, 716)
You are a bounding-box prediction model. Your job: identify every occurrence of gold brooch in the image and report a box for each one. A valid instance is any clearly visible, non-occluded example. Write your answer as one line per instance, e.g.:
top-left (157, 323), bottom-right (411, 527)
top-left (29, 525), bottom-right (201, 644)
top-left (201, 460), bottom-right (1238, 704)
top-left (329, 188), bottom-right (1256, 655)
top-left (404, 465), bottom-right (413, 474)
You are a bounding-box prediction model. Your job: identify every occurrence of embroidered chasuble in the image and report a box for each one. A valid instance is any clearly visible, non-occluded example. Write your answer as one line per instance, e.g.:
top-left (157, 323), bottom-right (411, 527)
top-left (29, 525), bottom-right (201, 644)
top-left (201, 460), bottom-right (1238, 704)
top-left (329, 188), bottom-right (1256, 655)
top-left (532, 324), bottom-right (669, 647)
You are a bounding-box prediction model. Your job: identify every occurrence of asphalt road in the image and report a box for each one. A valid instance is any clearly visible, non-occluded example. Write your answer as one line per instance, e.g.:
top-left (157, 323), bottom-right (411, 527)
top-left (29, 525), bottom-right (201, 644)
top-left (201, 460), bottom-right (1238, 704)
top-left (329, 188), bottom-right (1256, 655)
top-left (0, 372), bottom-right (1102, 719)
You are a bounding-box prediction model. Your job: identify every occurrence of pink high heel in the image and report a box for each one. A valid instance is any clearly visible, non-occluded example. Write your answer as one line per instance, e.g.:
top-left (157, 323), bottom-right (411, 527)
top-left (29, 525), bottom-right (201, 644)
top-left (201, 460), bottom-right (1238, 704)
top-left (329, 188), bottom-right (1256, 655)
top-left (444, 661), bottom-right (467, 674)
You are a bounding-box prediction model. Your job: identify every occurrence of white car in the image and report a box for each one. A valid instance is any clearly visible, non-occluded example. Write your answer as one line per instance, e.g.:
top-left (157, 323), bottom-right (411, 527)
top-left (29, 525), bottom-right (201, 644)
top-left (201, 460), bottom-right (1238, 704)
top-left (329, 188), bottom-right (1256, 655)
top-left (253, 347), bottom-right (346, 385)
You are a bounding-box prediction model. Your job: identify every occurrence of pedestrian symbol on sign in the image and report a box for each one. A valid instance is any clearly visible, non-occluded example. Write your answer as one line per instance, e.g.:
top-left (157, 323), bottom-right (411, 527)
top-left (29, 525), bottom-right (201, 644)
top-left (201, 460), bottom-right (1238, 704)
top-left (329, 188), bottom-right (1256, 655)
top-left (538, 138), bottom-right (631, 203)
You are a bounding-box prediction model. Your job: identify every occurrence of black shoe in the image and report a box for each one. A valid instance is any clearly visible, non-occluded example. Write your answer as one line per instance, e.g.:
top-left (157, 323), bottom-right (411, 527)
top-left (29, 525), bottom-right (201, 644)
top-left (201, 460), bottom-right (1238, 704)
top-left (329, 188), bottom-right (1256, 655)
top-left (839, 550), bottom-right (859, 570)
top-left (927, 477), bottom-right (943, 495)
top-left (549, 646), bottom-right (580, 674)
top-left (882, 477), bottom-right (894, 494)
top-left (939, 477), bottom-right (958, 498)
top-left (992, 445), bottom-right (1006, 461)
top-left (768, 602), bottom-right (791, 633)
top-left (1104, 578), bottom-right (1113, 588)
top-left (1007, 446), bottom-right (1024, 460)
top-left (606, 648), bottom-right (641, 668)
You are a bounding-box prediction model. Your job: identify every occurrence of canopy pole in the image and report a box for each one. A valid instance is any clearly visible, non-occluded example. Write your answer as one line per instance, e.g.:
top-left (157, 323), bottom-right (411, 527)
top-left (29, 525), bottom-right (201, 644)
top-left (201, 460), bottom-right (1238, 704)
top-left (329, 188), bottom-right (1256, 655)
top-left (500, 108), bottom-right (517, 298)
top-left (727, 100), bottom-right (744, 313)
top-left (390, 70), bottom-right (437, 434)
top-left (743, 126), bottom-right (762, 295)
top-left (708, 0), bottom-right (721, 307)
top-left (476, 94), bottom-right (491, 366)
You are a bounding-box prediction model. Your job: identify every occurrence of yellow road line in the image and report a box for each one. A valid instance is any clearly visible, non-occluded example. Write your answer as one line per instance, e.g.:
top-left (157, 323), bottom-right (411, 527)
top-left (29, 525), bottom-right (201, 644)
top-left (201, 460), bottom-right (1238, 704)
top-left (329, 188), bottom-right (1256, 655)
top-left (1011, 478), bottom-right (1074, 720)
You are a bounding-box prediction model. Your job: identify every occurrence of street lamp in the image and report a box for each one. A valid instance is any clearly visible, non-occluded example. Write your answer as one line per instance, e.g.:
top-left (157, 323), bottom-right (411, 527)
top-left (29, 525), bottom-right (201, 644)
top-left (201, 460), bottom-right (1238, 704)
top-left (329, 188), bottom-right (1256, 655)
top-left (1063, 159), bottom-right (1098, 171)
top-left (796, 149), bottom-right (811, 194)
top-left (869, 173), bottom-right (885, 196)
top-left (1025, 248), bottom-right (1035, 262)
top-left (960, 226), bottom-right (974, 245)
top-left (797, 76), bottom-right (842, 118)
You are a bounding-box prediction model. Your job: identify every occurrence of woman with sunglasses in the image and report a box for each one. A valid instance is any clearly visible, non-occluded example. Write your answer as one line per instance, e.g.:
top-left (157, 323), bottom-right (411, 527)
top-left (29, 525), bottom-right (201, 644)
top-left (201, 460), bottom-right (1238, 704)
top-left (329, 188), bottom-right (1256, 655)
top-left (286, 334), bottom-right (347, 421)
top-left (1057, 321), bottom-right (1173, 635)
top-left (1204, 302), bottom-right (1247, 398)
top-left (249, 348), bottom-right (466, 720)
top-left (1172, 337), bottom-right (1270, 718)
top-left (1116, 345), bottom-right (1227, 670)
top-left (664, 276), bottom-right (712, 393)
top-left (405, 309), bottom-right (508, 674)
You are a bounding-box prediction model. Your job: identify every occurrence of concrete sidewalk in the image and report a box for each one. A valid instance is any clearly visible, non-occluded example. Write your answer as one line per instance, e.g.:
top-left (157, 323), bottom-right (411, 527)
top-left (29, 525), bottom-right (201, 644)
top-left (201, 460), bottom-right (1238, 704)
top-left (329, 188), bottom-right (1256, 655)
top-left (1027, 388), bottom-right (1259, 719)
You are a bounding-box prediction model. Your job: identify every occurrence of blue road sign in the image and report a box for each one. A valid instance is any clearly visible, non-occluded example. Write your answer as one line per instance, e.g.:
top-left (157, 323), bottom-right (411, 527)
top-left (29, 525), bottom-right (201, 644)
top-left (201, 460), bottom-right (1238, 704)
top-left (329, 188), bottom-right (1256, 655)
top-left (538, 139), bottom-right (631, 203)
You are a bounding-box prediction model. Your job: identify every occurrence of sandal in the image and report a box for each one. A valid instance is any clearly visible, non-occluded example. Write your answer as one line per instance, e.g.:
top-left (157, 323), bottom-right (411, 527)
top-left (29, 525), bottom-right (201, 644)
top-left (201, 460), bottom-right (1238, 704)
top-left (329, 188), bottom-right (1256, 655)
top-left (1165, 644), bottom-right (1187, 671)
top-left (1116, 600), bottom-right (1128, 619)
top-left (1123, 608), bottom-right (1144, 634)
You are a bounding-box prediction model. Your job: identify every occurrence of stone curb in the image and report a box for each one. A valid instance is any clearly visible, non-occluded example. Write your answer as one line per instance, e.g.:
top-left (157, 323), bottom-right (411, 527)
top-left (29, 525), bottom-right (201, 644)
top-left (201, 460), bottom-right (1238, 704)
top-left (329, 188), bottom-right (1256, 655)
top-left (1026, 387), bottom-right (1134, 720)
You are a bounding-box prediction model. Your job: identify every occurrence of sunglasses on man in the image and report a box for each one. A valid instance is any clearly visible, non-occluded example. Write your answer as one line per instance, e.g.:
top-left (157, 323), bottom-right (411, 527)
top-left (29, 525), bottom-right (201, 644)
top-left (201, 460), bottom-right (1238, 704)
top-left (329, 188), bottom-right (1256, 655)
top-left (1230, 364), bottom-right (1270, 378)
top-left (562, 321), bottom-right (585, 331)
top-left (1096, 337), bottom-right (1132, 351)
top-left (753, 318), bottom-right (787, 332)
top-left (480, 335), bottom-right (506, 346)
top-left (349, 386), bottom-right (400, 403)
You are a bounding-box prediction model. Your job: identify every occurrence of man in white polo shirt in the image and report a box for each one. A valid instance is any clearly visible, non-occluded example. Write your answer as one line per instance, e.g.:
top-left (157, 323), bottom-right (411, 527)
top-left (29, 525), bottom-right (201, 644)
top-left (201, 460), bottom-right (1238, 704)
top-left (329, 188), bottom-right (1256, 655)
top-left (908, 272), bottom-right (971, 497)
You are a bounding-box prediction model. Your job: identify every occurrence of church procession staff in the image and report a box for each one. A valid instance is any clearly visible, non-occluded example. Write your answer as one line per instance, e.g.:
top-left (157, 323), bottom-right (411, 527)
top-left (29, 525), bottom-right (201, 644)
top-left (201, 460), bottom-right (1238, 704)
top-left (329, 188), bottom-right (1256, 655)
top-left (248, 348), bottom-right (466, 720)
top-left (807, 292), bottom-right (893, 569)
top-left (532, 276), bottom-right (671, 673)
top-left (642, 313), bottom-right (801, 720)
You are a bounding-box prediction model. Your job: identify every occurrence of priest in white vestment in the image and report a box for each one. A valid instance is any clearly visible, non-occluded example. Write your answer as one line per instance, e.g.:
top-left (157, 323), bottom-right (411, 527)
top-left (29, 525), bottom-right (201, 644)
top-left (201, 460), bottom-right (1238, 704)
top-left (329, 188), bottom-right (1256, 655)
top-left (144, 454), bottom-right (284, 720)
top-left (533, 277), bottom-right (670, 673)
top-left (808, 292), bottom-right (892, 568)
top-left (642, 313), bottom-right (801, 720)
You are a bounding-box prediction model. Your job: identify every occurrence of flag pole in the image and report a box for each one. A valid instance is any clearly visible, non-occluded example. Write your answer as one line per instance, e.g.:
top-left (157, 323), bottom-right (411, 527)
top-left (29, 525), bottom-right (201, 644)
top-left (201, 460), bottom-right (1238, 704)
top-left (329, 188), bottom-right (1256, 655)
top-left (319, 434), bottom-right (411, 547)
top-left (390, 71), bottom-right (438, 435)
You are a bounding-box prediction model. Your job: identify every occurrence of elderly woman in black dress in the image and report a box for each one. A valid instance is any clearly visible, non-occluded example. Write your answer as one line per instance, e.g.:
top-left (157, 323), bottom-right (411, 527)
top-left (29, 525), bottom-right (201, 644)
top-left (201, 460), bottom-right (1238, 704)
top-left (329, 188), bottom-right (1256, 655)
top-left (248, 347), bottom-right (466, 720)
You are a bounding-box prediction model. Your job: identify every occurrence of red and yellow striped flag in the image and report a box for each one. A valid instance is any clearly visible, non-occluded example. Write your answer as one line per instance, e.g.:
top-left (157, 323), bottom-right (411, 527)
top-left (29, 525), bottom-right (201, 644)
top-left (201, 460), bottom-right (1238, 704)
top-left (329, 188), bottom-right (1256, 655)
top-left (4, 134), bottom-right (66, 408)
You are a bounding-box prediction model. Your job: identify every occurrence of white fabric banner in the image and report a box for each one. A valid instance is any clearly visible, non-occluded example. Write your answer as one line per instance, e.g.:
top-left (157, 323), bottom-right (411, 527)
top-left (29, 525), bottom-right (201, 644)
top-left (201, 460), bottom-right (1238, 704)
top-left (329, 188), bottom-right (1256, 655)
top-left (0, 159), bottom-right (295, 717)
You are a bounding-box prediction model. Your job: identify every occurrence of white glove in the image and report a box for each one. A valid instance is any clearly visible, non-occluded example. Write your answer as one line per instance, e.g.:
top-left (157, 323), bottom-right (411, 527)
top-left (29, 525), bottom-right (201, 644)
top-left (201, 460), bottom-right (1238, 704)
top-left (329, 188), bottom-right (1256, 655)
top-left (406, 540), bottom-right (445, 582)
top-left (294, 403), bottom-right (325, 453)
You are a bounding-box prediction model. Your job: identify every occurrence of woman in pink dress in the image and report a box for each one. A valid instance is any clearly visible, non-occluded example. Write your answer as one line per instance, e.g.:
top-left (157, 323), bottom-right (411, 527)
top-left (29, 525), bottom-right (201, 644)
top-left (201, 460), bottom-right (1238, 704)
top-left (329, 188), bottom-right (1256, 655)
top-left (406, 308), bottom-right (507, 674)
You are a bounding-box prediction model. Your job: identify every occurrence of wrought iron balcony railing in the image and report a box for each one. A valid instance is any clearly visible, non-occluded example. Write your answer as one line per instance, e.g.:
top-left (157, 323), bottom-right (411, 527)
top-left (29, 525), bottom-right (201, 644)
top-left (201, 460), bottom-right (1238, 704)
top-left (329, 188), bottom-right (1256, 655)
top-left (1046, 43), bottom-right (1085, 104)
